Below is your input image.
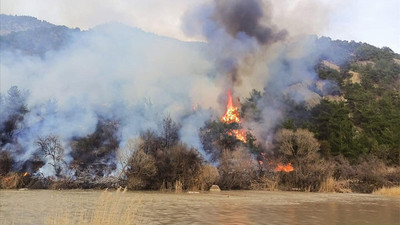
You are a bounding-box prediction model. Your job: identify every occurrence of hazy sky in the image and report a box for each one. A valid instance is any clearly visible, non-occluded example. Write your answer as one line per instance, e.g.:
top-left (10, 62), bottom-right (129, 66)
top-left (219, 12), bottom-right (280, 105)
top-left (1, 0), bottom-right (399, 52)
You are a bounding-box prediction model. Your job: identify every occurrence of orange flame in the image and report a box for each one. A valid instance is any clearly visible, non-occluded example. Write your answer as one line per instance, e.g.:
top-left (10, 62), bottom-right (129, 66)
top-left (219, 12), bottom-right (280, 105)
top-left (229, 129), bottom-right (247, 142)
top-left (23, 172), bottom-right (28, 177)
top-left (275, 163), bottom-right (294, 173)
top-left (221, 91), bottom-right (240, 124)
top-left (221, 91), bottom-right (246, 142)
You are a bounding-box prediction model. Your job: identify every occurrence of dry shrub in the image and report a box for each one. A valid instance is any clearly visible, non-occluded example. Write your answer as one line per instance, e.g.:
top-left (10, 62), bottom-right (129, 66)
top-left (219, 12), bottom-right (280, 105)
top-left (218, 148), bottom-right (257, 190)
top-left (164, 144), bottom-right (203, 191)
top-left (0, 172), bottom-right (30, 189)
top-left (198, 164), bottom-right (219, 191)
top-left (129, 125), bottom-right (204, 191)
top-left (276, 129), bottom-right (320, 159)
top-left (352, 155), bottom-right (391, 193)
top-left (275, 129), bottom-right (330, 191)
top-left (330, 155), bottom-right (355, 180)
top-left (174, 180), bottom-right (183, 192)
top-left (319, 176), bottom-right (351, 193)
top-left (126, 149), bottom-right (157, 190)
top-left (277, 160), bottom-right (330, 191)
top-left (48, 178), bottom-right (80, 190)
top-left (148, 143), bottom-right (204, 191)
top-left (25, 177), bottom-right (47, 189)
top-left (373, 186), bottom-right (400, 197)
top-left (250, 175), bottom-right (279, 191)
top-left (384, 167), bottom-right (400, 186)
top-left (323, 155), bottom-right (399, 193)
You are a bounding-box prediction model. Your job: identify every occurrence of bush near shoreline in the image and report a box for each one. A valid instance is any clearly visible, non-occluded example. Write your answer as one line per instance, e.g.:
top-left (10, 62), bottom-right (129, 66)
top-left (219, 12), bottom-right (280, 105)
top-left (2, 154), bottom-right (399, 194)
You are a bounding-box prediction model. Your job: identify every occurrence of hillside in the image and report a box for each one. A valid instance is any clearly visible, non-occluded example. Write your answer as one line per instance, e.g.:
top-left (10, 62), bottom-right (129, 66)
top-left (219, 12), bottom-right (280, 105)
top-left (0, 14), bottom-right (54, 35)
top-left (282, 38), bottom-right (400, 164)
top-left (0, 15), bottom-right (82, 56)
top-left (0, 15), bottom-right (399, 193)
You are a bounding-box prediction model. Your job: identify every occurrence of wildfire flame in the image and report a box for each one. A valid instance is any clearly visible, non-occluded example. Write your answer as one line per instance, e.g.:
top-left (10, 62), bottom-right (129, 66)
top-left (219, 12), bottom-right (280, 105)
top-left (275, 163), bottom-right (294, 173)
top-left (221, 91), bottom-right (246, 142)
top-left (230, 129), bottom-right (247, 143)
top-left (221, 91), bottom-right (240, 124)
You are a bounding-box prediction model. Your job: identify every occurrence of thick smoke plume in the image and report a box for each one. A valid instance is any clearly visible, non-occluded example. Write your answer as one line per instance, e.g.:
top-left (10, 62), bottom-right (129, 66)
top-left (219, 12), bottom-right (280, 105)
top-left (213, 0), bottom-right (287, 45)
top-left (183, 0), bottom-right (337, 147)
top-left (183, 0), bottom-right (288, 95)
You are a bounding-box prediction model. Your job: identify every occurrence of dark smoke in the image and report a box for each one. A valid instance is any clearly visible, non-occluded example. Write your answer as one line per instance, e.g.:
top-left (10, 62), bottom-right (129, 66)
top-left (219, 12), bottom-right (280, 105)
top-left (183, 0), bottom-right (289, 102)
top-left (213, 0), bottom-right (287, 45)
top-left (182, 0), bottom-right (341, 150)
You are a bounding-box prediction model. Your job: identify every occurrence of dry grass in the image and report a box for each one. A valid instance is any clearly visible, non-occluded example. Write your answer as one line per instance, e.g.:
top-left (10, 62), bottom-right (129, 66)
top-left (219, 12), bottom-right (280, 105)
top-left (174, 180), bottom-right (183, 192)
top-left (46, 187), bottom-right (142, 225)
top-left (356, 60), bottom-right (375, 67)
top-left (250, 176), bottom-right (280, 191)
top-left (319, 176), bottom-right (352, 193)
top-left (373, 186), bottom-right (400, 197)
top-left (348, 70), bottom-right (361, 84)
top-left (322, 60), bottom-right (340, 72)
top-left (0, 172), bottom-right (28, 189)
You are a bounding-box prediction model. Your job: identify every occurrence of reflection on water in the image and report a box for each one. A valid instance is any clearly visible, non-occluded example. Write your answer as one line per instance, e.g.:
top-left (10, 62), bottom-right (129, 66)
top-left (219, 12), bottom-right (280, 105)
top-left (0, 190), bottom-right (399, 225)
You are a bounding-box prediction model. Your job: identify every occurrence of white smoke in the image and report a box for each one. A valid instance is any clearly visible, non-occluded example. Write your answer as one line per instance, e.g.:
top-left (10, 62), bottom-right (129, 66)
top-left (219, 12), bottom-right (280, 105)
top-left (0, 23), bottom-right (220, 175)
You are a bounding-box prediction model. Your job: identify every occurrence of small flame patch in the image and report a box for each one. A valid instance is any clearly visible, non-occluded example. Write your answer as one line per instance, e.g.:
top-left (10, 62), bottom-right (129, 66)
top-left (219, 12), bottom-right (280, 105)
top-left (275, 163), bottom-right (294, 173)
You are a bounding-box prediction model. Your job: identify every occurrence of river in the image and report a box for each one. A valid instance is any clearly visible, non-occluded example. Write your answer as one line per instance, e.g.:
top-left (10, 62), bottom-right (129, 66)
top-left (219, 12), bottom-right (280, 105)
top-left (0, 190), bottom-right (399, 225)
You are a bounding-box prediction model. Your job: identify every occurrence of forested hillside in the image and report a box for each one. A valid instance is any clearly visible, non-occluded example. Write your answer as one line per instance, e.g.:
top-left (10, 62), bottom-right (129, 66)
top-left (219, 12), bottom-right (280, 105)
top-left (281, 38), bottom-right (400, 164)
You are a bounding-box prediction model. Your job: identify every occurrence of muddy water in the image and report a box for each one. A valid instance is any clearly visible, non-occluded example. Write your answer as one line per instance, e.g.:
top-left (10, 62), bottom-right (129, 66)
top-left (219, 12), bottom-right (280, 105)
top-left (0, 190), bottom-right (399, 225)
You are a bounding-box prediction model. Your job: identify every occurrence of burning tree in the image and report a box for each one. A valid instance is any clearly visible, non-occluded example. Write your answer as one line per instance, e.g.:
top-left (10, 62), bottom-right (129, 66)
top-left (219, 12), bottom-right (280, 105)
top-left (200, 91), bottom-right (261, 162)
top-left (221, 91), bottom-right (247, 143)
top-left (36, 135), bottom-right (65, 177)
top-left (200, 120), bottom-right (242, 162)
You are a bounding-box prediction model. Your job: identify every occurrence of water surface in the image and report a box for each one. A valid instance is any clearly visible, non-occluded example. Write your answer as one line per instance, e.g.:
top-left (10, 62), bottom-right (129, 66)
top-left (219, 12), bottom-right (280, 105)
top-left (0, 190), bottom-right (399, 225)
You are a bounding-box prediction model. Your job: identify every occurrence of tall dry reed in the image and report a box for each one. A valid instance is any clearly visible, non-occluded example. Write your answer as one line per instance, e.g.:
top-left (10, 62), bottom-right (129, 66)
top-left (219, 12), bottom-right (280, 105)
top-left (373, 186), bottom-right (400, 197)
top-left (46, 187), bottom-right (142, 225)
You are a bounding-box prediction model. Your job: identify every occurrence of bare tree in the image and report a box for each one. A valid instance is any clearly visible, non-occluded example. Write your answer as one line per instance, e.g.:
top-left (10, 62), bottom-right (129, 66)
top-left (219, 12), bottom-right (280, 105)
top-left (117, 138), bottom-right (140, 180)
top-left (36, 135), bottom-right (65, 177)
top-left (275, 129), bottom-right (320, 159)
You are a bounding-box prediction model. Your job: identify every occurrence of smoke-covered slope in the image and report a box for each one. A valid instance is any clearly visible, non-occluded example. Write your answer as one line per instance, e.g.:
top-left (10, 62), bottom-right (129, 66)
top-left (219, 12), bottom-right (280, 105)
top-left (0, 12), bottom-right (399, 184)
top-left (0, 15), bottom-right (215, 177)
